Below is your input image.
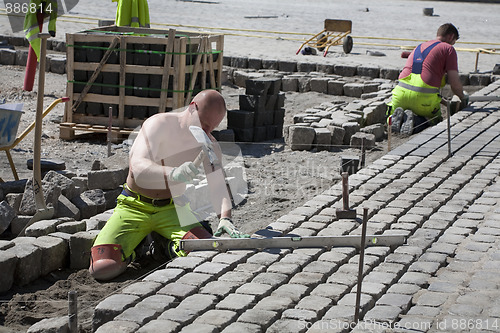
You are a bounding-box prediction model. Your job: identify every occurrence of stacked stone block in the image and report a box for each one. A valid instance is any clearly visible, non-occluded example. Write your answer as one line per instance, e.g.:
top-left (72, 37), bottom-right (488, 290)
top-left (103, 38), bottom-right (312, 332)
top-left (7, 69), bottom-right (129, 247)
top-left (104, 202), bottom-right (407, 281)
top-left (227, 77), bottom-right (285, 142)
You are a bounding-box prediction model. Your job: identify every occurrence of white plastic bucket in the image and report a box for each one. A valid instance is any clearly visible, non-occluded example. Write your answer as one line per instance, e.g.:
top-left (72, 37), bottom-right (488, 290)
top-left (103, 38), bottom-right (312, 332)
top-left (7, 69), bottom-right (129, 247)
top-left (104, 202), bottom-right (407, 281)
top-left (0, 103), bottom-right (24, 147)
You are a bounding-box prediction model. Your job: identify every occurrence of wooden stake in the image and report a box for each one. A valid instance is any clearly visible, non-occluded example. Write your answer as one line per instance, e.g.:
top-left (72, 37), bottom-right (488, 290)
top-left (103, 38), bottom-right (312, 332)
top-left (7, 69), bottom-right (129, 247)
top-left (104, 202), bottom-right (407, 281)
top-left (107, 106), bottom-right (112, 157)
top-left (68, 291), bottom-right (78, 333)
top-left (388, 116), bottom-right (392, 152)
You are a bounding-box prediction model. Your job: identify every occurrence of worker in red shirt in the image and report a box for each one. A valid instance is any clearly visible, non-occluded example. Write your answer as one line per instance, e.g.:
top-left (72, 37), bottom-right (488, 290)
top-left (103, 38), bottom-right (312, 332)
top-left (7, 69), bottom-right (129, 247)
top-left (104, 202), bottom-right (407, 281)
top-left (388, 23), bottom-right (468, 135)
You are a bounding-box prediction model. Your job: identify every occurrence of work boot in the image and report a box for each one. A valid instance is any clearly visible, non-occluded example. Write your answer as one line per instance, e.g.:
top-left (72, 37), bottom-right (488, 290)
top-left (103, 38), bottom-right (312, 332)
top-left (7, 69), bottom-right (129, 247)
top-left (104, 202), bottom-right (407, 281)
top-left (148, 232), bottom-right (178, 262)
top-left (413, 115), bottom-right (430, 134)
top-left (391, 107), bottom-right (404, 133)
top-left (400, 109), bottom-right (415, 136)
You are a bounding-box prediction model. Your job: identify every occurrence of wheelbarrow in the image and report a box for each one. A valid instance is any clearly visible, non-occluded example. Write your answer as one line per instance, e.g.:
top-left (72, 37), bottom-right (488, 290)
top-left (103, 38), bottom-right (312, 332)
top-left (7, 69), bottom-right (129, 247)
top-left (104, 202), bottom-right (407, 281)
top-left (296, 19), bottom-right (353, 57)
top-left (0, 97), bottom-right (69, 182)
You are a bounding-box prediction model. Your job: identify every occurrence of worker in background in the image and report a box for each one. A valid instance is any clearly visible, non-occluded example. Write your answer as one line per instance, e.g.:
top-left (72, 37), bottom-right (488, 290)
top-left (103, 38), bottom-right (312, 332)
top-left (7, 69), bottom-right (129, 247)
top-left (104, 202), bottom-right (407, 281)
top-left (23, 0), bottom-right (58, 60)
top-left (89, 90), bottom-right (249, 281)
top-left (113, 0), bottom-right (150, 28)
top-left (387, 23), bottom-right (468, 135)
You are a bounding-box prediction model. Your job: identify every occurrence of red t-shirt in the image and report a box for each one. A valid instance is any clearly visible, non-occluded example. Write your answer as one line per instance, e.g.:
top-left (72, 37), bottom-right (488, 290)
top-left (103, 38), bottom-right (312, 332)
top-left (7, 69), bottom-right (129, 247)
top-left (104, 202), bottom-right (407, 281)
top-left (399, 39), bottom-right (458, 87)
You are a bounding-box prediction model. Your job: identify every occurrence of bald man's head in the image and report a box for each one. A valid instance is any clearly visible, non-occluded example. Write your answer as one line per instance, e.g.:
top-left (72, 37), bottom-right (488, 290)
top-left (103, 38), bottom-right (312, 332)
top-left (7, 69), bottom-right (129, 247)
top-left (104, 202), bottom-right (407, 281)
top-left (191, 90), bottom-right (227, 133)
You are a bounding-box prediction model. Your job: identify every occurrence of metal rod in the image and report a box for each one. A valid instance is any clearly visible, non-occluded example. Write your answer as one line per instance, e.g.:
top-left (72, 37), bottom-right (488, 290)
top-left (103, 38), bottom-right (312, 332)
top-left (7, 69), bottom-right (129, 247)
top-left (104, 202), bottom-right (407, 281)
top-left (447, 100), bottom-right (452, 158)
top-left (360, 138), bottom-right (366, 168)
top-left (342, 172), bottom-right (349, 210)
top-left (68, 290), bottom-right (78, 333)
top-left (107, 106), bottom-right (112, 157)
top-left (354, 208), bottom-right (369, 323)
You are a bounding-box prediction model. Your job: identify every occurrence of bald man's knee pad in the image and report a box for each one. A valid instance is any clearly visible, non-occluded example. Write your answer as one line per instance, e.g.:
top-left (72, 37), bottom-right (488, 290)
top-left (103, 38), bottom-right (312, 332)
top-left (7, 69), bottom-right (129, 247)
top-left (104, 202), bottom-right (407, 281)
top-left (173, 226), bottom-right (213, 256)
top-left (89, 244), bottom-right (129, 281)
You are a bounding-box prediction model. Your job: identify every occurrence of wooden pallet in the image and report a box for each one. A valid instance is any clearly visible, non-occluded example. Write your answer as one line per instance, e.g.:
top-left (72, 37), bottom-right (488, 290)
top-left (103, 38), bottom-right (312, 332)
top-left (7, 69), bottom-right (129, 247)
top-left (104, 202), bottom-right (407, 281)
top-left (59, 122), bottom-right (137, 142)
top-left (62, 26), bottom-right (224, 140)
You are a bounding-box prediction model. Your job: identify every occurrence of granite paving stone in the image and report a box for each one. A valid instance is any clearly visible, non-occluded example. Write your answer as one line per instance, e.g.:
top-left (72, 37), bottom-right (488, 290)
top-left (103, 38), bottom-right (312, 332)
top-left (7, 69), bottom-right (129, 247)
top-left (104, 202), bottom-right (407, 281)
top-left (408, 261), bottom-right (442, 275)
top-left (135, 295), bottom-right (177, 312)
top-left (406, 305), bottom-right (441, 317)
top-left (245, 251), bottom-right (284, 266)
top-left (271, 284), bottom-right (310, 302)
top-left (180, 323), bottom-right (218, 333)
top-left (142, 268), bottom-right (185, 284)
top-left (233, 262), bottom-right (266, 274)
top-left (237, 309), bottom-right (279, 329)
top-left (267, 261), bottom-right (302, 275)
top-left (282, 308), bottom-right (319, 321)
top-left (157, 283), bottom-right (198, 299)
top-left (135, 319), bottom-right (180, 333)
top-left (363, 271), bottom-right (400, 286)
top-left (386, 283), bottom-right (421, 296)
top-left (322, 304), bottom-right (356, 322)
top-left (254, 295), bottom-right (295, 312)
top-left (121, 281), bottom-right (163, 297)
top-left (280, 252), bottom-right (316, 267)
top-left (427, 275), bottom-right (465, 293)
top-left (175, 272), bottom-right (214, 286)
top-left (158, 308), bottom-right (201, 325)
top-left (252, 272), bottom-right (289, 286)
top-left (220, 322), bottom-right (262, 333)
top-left (166, 256), bottom-right (207, 270)
top-left (200, 280), bottom-right (240, 298)
top-left (216, 293), bottom-right (256, 313)
top-left (359, 282), bottom-right (388, 298)
top-left (295, 295), bottom-right (333, 314)
top-left (418, 252), bottom-right (448, 264)
top-left (302, 260), bottom-right (339, 275)
top-left (114, 307), bottom-right (157, 325)
top-left (398, 272), bottom-right (432, 288)
top-left (311, 283), bottom-right (350, 302)
top-left (363, 305), bottom-right (402, 324)
top-left (235, 282), bottom-right (273, 297)
top-left (193, 261), bottom-right (231, 276)
top-left (267, 319), bottom-right (307, 333)
top-left (177, 294), bottom-right (217, 312)
top-left (94, 321), bottom-right (140, 333)
top-left (219, 271), bottom-right (256, 284)
top-left (289, 272), bottom-right (325, 287)
top-left (93, 294), bottom-right (141, 331)
top-left (326, 272), bottom-right (358, 286)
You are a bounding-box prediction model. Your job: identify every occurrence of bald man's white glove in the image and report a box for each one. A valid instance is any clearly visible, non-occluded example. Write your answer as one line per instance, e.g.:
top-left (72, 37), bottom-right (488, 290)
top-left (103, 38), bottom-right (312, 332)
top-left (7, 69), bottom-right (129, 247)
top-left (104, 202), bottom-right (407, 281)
top-left (168, 162), bottom-right (199, 183)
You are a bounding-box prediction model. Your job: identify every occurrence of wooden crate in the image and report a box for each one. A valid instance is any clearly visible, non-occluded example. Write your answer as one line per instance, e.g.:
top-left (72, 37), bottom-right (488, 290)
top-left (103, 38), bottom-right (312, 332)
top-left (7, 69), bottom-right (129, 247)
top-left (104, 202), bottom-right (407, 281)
top-left (60, 26), bottom-right (224, 140)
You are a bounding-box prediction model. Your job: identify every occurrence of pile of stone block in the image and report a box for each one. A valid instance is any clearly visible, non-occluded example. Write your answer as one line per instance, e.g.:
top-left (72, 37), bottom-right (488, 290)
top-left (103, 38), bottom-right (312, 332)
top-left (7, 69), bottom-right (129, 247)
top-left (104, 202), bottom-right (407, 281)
top-left (0, 151), bottom-right (132, 293)
top-left (227, 77), bottom-right (285, 142)
top-left (0, 152), bottom-right (130, 237)
top-left (284, 82), bottom-right (392, 151)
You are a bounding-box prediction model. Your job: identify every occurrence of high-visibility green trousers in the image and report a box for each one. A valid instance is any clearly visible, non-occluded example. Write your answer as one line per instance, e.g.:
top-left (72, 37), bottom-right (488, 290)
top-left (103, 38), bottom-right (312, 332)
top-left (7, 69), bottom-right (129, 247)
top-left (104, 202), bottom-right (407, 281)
top-left (93, 193), bottom-right (201, 260)
top-left (388, 74), bottom-right (442, 121)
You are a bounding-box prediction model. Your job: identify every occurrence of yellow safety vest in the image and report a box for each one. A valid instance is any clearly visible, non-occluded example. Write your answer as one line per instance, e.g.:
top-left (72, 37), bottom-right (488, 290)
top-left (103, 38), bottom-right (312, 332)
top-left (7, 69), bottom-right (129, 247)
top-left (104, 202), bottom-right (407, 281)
top-left (23, 0), bottom-right (58, 61)
top-left (113, 0), bottom-right (150, 28)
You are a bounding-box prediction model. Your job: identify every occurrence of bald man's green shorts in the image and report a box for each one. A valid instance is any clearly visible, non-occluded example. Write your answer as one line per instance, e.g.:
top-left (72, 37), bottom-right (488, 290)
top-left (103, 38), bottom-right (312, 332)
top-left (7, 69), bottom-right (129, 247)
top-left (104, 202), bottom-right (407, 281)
top-left (93, 193), bottom-right (202, 260)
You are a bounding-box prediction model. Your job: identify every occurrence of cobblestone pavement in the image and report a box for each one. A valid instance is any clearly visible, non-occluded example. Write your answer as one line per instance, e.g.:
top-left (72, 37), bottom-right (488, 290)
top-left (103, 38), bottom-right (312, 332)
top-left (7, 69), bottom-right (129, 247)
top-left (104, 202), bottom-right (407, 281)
top-left (92, 81), bottom-right (500, 333)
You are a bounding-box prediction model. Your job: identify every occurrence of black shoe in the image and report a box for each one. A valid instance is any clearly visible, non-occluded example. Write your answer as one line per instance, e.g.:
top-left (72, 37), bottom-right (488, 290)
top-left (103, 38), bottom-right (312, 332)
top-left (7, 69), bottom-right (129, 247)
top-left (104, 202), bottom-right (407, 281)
top-left (413, 115), bottom-right (430, 134)
top-left (149, 232), bottom-right (178, 262)
top-left (391, 107), bottom-right (404, 134)
top-left (400, 109), bottom-right (415, 136)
